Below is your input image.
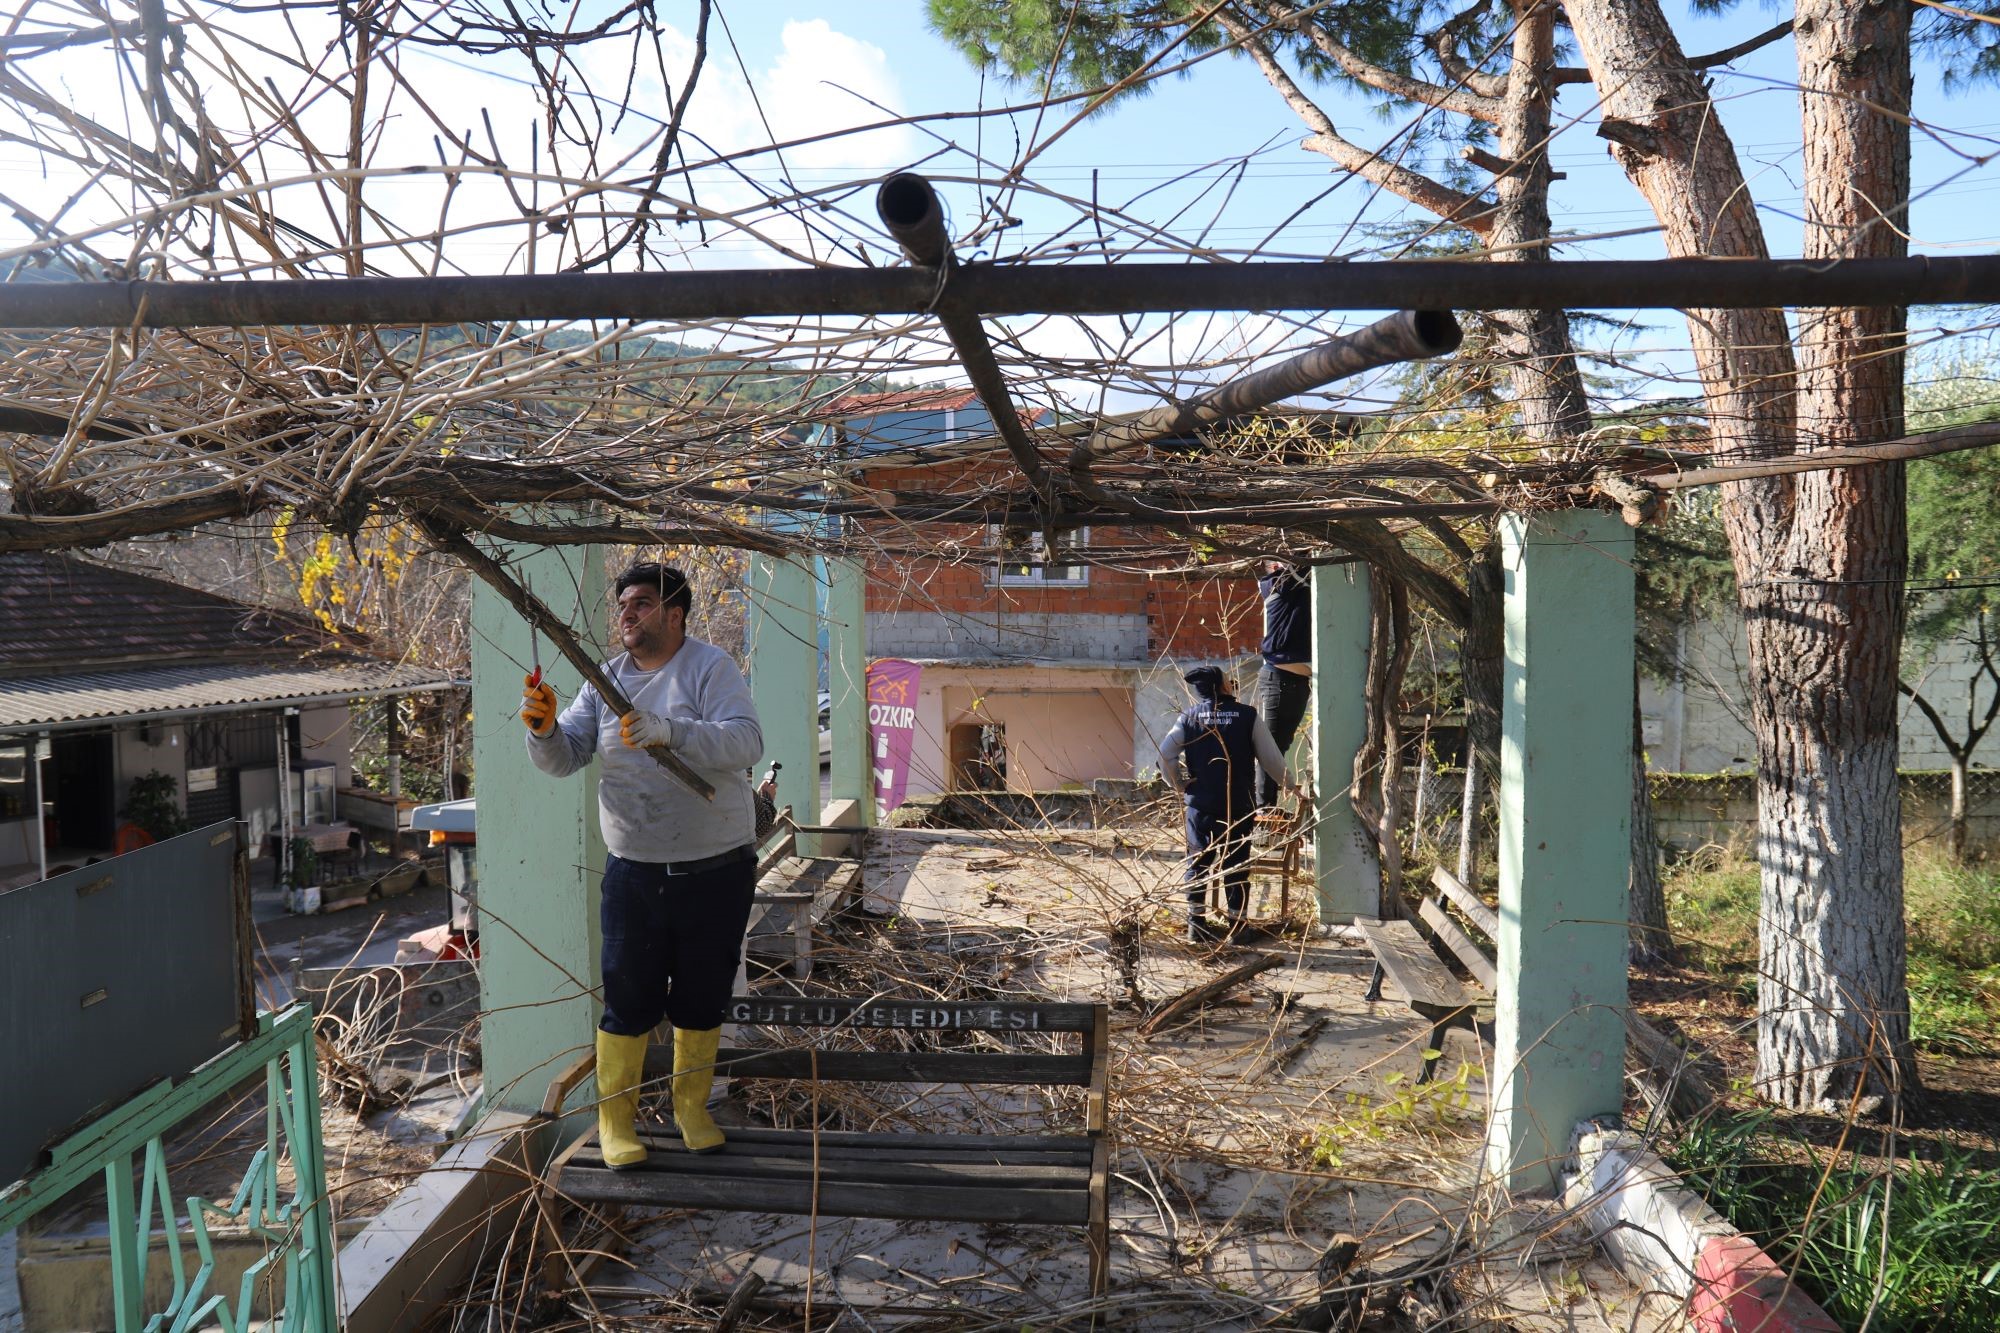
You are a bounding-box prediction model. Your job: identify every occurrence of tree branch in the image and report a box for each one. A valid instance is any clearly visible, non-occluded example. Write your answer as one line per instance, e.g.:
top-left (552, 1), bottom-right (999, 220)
top-left (1897, 679), bottom-right (1966, 762)
top-left (1429, 0), bottom-right (1509, 100)
top-left (410, 514), bottom-right (717, 800)
top-left (1216, 10), bottom-right (1495, 235)
top-left (1243, 0), bottom-right (1502, 122)
top-left (1554, 18), bottom-right (1794, 85)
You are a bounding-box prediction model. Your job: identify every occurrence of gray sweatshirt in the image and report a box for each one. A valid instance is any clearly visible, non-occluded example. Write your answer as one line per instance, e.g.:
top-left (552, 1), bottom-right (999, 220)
top-left (526, 639), bottom-right (763, 863)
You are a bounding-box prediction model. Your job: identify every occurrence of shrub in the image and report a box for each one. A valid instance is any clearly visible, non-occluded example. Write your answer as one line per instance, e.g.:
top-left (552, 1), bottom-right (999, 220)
top-left (1672, 1113), bottom-right (2000, 1331)
top-left (121, 770), bottom-right (189, 841)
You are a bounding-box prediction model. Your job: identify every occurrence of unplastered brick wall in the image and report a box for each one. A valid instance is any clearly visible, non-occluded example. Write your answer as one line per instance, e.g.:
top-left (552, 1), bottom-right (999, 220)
top-left (856, 457), bottom-right (1261, 663)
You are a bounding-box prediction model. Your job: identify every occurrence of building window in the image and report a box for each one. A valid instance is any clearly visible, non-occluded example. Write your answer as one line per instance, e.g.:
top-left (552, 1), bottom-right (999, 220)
top-left (989, 525), bottom-right (1088, 586)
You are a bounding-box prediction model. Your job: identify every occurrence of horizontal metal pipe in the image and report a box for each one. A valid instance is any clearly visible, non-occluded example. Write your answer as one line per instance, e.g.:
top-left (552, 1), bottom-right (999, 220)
top-left (2, 256), bottom-right (1994, 329)
top-left (1084, 309), bottom-right (1462, 459)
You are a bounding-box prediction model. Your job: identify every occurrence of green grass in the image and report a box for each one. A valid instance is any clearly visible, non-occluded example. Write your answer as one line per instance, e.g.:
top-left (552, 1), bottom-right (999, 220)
top-left (1670, 1113), bottom-right (2000, 1331)
top-left (1663, 846), bottom-right (2000, 1053)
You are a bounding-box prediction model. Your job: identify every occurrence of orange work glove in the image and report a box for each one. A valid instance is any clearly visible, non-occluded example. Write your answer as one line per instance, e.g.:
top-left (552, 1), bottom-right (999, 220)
top-left (521, 675), bottom-right (558, 736)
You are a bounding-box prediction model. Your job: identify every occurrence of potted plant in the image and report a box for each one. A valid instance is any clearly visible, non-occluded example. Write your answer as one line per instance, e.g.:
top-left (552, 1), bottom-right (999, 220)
top-left (121, 771), bottom-right (189, 842)
top-left (285, 835), bottom-right (321, 913)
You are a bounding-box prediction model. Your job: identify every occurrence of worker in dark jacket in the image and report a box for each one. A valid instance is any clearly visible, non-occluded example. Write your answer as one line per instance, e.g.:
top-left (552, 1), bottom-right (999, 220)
top-left (1158, 665), bottom-right (1293, 944)
top-left (1255, 561), bottom-right (1312, 810)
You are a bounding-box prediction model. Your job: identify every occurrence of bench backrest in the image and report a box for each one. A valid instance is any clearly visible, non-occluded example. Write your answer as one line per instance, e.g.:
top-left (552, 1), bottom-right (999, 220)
top-left (1423, 867), bottom-right (1498, 991)
top-left (714, 996), bottom-right (1108, 1094)
top-left (755, 806), bottom-right (800, 879)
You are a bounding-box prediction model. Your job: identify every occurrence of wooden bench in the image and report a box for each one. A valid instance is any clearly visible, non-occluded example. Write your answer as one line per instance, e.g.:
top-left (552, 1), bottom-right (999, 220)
top-left (540, 995), bottom-right (1112, 1295)
top-left (1354, 866), bottom-right (1496, 1083)
top-left (746, 810), bottom-right (863, 980)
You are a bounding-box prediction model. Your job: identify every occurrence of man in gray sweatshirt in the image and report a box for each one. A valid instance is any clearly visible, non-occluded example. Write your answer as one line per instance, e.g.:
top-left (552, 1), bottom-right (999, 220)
top-left (520, 562), bottom-right (763, 1167)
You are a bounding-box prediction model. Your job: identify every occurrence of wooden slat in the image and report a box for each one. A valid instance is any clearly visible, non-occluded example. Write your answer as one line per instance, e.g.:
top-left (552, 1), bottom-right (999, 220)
top-left (1419, 897), bottom-right (1497, 992)
top-left (642, 1046), bottom-right (1092, 1085)
top-left (557, 1166), bottom-right (1091, 1225)
top-left (570, 1148), bottom-right (1089, 1189)
top-left (718, 1048), bottom-right (1095, 1086)
top-left (1353, 919), bottom-right (1472, 1010)
top-left (754, 828), bottom-right (799, 882)
top-left (722, 995), bottom-right (1100, 1034)
top-left (633, 1124), bottom-right (1096, 1157)
top-left (623, 1135), bottom-right (1092, 1168)
top-left (1430, 866), bottom-right (1499, 940)
top-left (640, 1040), bottom-right (1088, 1088)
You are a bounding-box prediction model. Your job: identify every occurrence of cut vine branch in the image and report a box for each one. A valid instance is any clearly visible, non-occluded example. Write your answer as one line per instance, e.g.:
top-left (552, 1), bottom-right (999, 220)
top-left (414, 514), bottom-right (716, 801)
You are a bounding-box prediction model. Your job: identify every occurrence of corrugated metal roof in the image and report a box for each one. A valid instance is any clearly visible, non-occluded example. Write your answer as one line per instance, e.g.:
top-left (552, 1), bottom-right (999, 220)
top-left (0, 661), bottom-right (457, 731)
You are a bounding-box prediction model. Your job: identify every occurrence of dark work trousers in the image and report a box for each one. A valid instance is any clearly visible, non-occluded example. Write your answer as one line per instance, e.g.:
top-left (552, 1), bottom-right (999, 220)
top-left (598, 850), bottom-right (757, 1036)
top-left (1185, 807), bottom-right (1255, 920)
top-left (1256, 666), bottom-right (1312, 807)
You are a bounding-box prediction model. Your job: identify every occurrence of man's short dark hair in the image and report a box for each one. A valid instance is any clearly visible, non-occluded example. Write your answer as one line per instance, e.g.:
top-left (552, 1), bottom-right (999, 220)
top-left (615, 562), bottom-right (692, 617)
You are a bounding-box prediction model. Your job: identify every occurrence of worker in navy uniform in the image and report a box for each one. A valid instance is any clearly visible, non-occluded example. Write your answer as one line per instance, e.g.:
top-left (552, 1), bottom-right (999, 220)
top-left (1158, 665), bottom-right (1294, 944)
top-left (1255, 561), bottom-right (1312, 811)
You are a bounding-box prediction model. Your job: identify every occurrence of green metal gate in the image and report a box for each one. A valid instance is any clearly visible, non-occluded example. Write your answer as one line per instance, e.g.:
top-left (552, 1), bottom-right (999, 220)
top-left (0, 1004), bottom-right (336, 1332)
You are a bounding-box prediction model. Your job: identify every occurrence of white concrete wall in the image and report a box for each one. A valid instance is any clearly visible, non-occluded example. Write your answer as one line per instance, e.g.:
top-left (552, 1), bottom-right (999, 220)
top-left (1898, 645), bottom-right (2000, 769)
top-left (1642, 612), bottom-right (2000, 773)
top-left (112, 721), bottom-right (189, 806)
top-left (892, 664), bottom-right (1147, 799)
top-left (297, 704), bottom-right (354, 788)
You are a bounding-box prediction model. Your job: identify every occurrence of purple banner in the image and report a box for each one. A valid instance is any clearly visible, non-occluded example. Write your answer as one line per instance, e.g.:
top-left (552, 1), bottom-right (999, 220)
top-left (866, 658), bottom-right (923, 815)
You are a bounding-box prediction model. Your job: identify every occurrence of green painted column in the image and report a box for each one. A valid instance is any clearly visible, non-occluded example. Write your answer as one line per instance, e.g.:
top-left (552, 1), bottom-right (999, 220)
top-left (1310, 564), bottom-right (1377, 923)
top-left (470, 542), bottom-right (606, 1115)
top-left (824, 557), bottom-right (871, 821)
top-left (1485, 510), bottom-right (1633, 1193)
top-left (748, 555), bottom-right (819, 836)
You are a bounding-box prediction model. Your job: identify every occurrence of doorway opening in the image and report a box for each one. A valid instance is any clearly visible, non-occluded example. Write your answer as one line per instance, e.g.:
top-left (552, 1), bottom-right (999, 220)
top-left (948, 723), bottom-right (1007, 791)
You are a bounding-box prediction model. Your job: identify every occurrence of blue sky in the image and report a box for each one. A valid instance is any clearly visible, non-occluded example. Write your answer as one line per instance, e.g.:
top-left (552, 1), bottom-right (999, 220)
top-left (698, 2), bottom-right (2000, 266)
top-left (5, 3), bottom-right (1996, 410)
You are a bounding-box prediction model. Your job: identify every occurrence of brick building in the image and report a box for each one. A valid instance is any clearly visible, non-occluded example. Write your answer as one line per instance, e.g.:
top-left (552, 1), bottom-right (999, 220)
top-left (831, 389), bottom-right (1263, 798)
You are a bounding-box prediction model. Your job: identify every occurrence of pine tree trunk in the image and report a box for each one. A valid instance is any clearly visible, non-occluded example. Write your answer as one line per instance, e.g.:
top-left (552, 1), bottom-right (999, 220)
top-left (1756, 0), bottom-right (1917, 1110)
top-left (1565, 0), bottom-right (1916, 1110)
top-left (1951, 756), bottom-right (1969, 863)
top-left (1630, 675), bottom-right (1674, 965)
top-left (1490, 1), bottom-right (1593, 446)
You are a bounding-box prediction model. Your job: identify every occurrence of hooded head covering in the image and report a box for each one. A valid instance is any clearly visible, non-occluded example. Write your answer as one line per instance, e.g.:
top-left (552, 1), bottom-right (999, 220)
top-left (1182, 665), bottom-right (1225, 701)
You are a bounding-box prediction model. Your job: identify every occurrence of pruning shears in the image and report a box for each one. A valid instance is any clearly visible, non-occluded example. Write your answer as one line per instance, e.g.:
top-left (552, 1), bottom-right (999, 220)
top-left (525, 574), bottom-right (543, 690)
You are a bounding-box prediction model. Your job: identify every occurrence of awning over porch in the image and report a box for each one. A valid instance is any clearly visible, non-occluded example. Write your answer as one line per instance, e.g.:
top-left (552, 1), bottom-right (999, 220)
top-left (0, 660), bottom-right (459, 734)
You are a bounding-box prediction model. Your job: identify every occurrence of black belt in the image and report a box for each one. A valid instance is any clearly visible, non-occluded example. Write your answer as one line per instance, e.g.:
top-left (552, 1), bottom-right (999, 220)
top-left (658, 844), bottom-right (754, 876)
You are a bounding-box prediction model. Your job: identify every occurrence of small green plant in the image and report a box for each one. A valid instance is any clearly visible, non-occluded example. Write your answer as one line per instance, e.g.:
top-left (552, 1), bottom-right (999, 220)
top-left (120, 770), bottom-right (189, 841)
top-left (286, 835), bottom-right (320, 888)
top-left (1302, 1061), bottom-right (1476, 1169)
top-left (1671, 1112), bottom-right (2000, 1331)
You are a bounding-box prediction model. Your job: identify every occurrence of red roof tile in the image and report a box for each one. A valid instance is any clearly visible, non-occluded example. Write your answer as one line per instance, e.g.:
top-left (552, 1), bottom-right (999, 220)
top-left (827, 388), bottom-right (983, 416)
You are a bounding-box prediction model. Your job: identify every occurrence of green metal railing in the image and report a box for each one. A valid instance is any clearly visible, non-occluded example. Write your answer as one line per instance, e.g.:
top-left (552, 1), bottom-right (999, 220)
top-left (0, 1003), bottom-right (336, 1332)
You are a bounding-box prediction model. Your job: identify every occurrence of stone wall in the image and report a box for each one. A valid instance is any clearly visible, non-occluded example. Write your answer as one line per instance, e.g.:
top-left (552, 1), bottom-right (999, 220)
top-left (1649, 770), bottom-right (2000, 858)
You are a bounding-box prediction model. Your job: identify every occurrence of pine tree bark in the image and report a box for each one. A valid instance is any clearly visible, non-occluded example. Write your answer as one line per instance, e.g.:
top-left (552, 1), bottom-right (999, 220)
top-left (1629, 672), bottom-right (1675, 965)
top-left (1761, 0), bottom-right (1917, 1107)
top-left (1456, 1), bottom-right (1584, 784)
top-left (1564, 0), bottom-right (1917, 1109)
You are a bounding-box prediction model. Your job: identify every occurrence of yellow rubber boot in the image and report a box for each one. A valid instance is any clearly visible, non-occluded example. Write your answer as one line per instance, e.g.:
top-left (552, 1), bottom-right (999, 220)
top-left (594, 1029), bottom-right (650, 1170)
top-left (671, 1026), bottom-right (726, 1154)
